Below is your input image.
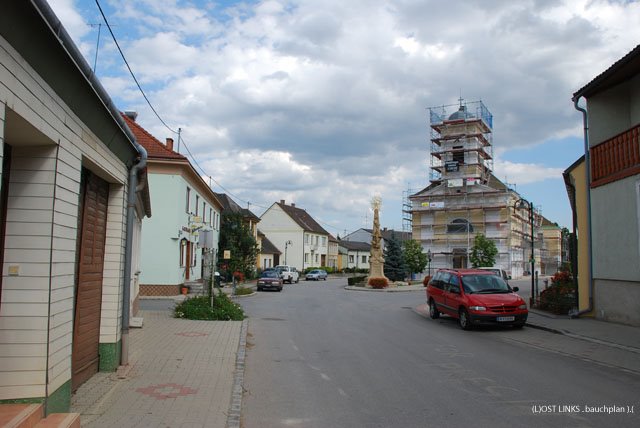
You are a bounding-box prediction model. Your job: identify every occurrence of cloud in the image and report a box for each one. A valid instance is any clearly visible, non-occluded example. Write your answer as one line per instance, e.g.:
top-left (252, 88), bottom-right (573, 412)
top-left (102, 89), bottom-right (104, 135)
top-left (49, 0), bottom-right (640, 232)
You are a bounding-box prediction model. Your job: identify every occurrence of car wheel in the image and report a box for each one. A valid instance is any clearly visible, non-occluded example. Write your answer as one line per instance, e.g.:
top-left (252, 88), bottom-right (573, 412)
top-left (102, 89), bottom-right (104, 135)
top-left (459, 308), bottom-right (473, 330)
top-left (428, 299), bottom-right (440, 319)
top-left (277, 287), bottom-right (282, 292)
top-left (295, 278), bottom-right (299, 283)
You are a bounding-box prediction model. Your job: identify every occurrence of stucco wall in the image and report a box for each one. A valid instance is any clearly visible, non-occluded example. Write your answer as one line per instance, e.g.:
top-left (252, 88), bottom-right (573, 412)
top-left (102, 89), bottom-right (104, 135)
top-left (259, 205), bottom-right (303, 270)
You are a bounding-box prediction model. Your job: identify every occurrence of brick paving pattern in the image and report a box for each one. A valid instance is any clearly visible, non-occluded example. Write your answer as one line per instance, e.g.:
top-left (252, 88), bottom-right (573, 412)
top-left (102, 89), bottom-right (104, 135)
top-left (71, 310), bottom-right (242, 428)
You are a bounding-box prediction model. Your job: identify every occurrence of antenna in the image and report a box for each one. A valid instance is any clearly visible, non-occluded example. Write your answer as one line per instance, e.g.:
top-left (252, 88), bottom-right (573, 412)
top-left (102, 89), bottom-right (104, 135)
top-left (88, 23), bottom-right (103, 73)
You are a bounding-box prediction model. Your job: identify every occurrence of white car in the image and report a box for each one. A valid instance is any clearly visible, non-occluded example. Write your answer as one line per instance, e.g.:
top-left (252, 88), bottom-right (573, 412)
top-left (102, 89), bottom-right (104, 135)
top-left (275, 265), bottom-right (299, 283)
top-left (476, 267), bottom-right (511, 282)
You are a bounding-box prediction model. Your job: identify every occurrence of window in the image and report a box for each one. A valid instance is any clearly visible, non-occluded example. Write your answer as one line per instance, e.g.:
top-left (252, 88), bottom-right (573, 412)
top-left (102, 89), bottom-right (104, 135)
top-left (447, 218), bottom-right (473, 233)
top-left (192, 244), bottom-right (197, 267)
top-left (186, 187), bottom-right (191, 213)
top-left (452, 146), bottom-right (464, 164)
top-left (315, 236), bottom-right (319, 245)
top-left (202, 202), bottom-right (206, 222)
top-left (315, 254), bottom-right (319, 263)
top-left (210, 208), bottom-right (213, 227)
top-left (305, 234), bottom-right (309, 244)
top-left (361, 255), bottom-right (367, 263)
top-left (321, 236), bottom-right (326, 246)
top-left (349, 255), bottom-right (354, 263)
top-left (195, 195), bottom-right (200, 216)
top-left (305, 253), bottom-right (309, 263)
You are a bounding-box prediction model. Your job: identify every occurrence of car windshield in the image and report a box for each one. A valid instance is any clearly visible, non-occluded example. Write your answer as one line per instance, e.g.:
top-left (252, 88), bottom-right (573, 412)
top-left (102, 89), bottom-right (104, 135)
top-left (309, 270), bottom-right (319, 274)
top-left (261, 271), bottom-right (279, 278)
top-left (462, 274), bottom-right (510, 294)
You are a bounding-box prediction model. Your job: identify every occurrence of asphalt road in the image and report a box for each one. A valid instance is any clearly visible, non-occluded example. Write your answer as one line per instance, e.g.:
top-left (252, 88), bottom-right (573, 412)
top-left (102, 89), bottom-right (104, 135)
top-left (239, 277), bottom-right (640, 428)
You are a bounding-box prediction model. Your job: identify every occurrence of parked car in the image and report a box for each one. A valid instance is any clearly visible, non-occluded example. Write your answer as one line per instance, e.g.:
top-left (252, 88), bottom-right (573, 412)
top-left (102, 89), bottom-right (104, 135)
top-left (275, 265), bottom-right (299, 283)
top-left (426, 269), bottom-right (528, 330)
top-left (305, 269), bottom-right (328, 281)
top-left (476, 267), bottom-right (511, 282)
top-left (257, 270), bottom-right (283, 292)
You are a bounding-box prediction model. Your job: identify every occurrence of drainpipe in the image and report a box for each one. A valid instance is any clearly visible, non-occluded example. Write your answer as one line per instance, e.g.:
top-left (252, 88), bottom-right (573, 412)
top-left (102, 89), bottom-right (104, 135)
top-left (572, 97), bottom-right (594, 317)
top-left (121, 146), bottom-right (147, 366)
top-left (32, 0), bottom-right (148, 364)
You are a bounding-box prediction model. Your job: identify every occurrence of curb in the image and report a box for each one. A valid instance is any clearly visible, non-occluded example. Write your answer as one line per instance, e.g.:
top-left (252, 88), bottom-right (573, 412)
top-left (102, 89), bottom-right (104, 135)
top-left (226, 318), bottom-right (248, 428)
top-left (344, 285), bottom-right (425, 292)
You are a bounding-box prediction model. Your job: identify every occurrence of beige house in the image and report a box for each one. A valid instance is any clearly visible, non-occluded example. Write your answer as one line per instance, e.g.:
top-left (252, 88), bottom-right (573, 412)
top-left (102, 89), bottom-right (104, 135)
top-left (0, 1), bottom-right (150, 413)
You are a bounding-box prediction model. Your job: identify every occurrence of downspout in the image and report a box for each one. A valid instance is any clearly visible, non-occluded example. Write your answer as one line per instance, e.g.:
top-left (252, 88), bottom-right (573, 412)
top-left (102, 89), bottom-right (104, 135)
top-left (121, 145), bottom-right (147, 366)
top-left (572, 97), bottom-right (594, 317)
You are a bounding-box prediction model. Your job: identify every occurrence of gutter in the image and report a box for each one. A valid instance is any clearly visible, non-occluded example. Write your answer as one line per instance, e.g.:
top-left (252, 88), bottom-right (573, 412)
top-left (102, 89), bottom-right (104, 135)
top-left (31, 0), bottom-right (148, 364)
top-left (571, 96), bottom-right (594, 317)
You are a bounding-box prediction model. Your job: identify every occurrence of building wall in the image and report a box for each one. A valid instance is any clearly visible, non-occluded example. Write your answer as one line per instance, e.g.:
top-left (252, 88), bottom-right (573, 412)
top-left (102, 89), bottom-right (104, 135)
top-left (259, 205), bottom-right (303, 269)
top-left (140, 171), bottom-right (220, 288)
top-left (586, 72), bottom-right (640, 325)
top-left (303, 232), bottom-right (328, 269)
top-left (570, 161), bottom-right (591, 312)
top-left (0, 34), bottom-right (130, 402)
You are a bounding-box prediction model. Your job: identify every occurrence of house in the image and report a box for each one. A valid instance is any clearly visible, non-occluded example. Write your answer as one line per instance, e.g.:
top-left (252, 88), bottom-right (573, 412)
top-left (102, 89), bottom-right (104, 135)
top-left (342, 227), bottom-right (411, 251)
top-left (409, 100), bottom-right (551, 278)
top-left (257, 229), bottom-right (281, 270)
top-left (563, 156), bottom-right (589, 313)
top-left (327, 235), bottom-right (339, 270)
top-left (122, 113), bottom-right (223, 295)
top-left (259, 200), bottom-right (329, 270)
top-left (0, 0), bottom-right (150, 412)
top-left (570, 44), bottom-right (640, 325)
top-left (339, 240), bottom-right (371, 270)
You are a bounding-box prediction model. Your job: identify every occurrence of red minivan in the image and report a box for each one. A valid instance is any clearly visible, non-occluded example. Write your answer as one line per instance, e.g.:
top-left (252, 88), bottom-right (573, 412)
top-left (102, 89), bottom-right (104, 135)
top-left (426, 269), bottom-right (528, 330)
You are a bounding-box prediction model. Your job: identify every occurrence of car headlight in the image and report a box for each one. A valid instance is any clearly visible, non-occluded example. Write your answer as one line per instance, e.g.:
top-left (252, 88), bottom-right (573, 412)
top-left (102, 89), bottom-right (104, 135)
top-left (518, 304), bottom-right (528, 310)
top-left (258, 280), bottom-right (265, 284)
top-left (469, 306), bottom-right (486, 311)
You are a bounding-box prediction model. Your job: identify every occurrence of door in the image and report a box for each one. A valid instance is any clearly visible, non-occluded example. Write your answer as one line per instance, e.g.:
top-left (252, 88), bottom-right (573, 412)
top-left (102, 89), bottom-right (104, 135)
top-left (72, 170), bottom-right (109, 391)
top-left (444, 274), bottom-right (464, 317)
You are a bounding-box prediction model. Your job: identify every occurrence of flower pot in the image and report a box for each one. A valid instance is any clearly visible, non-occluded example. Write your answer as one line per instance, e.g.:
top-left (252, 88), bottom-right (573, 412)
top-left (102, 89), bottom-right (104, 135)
top-left (181, 286), bottom-right (188, 295)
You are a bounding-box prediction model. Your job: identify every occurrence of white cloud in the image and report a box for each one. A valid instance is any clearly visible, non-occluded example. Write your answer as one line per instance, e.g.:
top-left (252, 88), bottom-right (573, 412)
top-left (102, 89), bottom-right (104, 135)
top-left (49, 0), bottom-right (640, 232)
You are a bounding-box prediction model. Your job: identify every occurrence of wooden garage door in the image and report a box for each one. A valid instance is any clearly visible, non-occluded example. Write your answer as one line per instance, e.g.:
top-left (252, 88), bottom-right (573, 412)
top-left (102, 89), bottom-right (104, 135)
top-left (72, 170), bottom-right (109, 391)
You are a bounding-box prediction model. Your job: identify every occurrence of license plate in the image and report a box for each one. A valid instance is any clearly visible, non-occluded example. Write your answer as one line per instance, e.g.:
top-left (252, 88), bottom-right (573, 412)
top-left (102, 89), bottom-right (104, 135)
top-left (497, 316), bottom-right (515, 322)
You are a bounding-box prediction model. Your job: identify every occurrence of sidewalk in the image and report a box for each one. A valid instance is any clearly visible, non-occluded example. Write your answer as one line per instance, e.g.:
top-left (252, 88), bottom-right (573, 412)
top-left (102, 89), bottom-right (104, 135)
top-left (71, 310), bottom-right (247, 428)
top-left (414, 303), bottom-right (640, 354)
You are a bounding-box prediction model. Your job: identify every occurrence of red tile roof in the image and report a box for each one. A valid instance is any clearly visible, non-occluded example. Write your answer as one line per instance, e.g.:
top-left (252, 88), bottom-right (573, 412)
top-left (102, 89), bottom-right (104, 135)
top-left (121, 113), bottom-right (187, 161)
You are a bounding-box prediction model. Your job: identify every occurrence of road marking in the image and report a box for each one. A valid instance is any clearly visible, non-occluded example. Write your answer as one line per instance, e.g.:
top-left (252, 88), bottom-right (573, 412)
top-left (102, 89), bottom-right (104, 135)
top-left (320, 373), bottom-right (331, 381)
top-left (338, 388), bottom-right (348, 397)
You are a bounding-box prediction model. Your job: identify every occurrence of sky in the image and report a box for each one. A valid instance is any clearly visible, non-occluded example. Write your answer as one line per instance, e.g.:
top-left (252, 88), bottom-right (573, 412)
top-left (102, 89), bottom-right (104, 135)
top-left (49, 0), bottom-right (640, 237)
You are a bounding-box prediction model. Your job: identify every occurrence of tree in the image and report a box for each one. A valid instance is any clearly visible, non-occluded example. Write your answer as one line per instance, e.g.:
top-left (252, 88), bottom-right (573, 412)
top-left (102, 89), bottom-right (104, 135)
top-left (383, 233), bottom-right (405, 281)
top-left (218, 213), bottom-right (259, 281)
top-left (403, 239), bottom-right (428, 279)
top-left (469, 234), bottom-right (498, 268)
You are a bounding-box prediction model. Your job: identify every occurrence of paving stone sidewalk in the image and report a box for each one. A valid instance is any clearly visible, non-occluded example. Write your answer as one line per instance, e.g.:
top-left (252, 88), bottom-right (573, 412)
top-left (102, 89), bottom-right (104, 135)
top-left (71, 311), bottom-right (245, 428)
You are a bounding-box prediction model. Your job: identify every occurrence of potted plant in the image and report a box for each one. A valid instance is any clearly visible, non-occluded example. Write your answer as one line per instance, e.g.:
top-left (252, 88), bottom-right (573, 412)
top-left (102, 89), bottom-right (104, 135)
top-left (180, 285), bottom-right (189, 295)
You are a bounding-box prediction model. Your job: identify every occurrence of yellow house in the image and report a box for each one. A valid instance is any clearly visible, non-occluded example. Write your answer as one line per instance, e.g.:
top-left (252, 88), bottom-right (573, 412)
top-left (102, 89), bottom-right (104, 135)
top-left (563, 157), bottom-right (591, 314)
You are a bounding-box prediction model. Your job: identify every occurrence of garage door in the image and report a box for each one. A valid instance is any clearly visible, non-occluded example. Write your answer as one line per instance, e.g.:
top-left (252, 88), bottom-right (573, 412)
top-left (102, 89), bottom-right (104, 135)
top-left (72, 170), bottom-right (109, 391)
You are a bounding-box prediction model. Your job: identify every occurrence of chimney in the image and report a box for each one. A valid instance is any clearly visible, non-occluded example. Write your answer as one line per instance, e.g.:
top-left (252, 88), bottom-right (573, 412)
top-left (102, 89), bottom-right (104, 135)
top-left (166, 138), bottom-right (174, 151)
top-left (280, 199), bottom-right (285, 205)
top-left (124, 111), bottom-right (138, 121)
top-left (291, 203), bottom-right (295, 207)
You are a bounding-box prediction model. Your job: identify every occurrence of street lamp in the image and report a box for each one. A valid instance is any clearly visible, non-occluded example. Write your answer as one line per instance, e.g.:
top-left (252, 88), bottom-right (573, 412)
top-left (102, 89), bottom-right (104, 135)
top-left (427, 249), bottom-right (432, 277)
top-left (515, 198), bottom-right (535, 306)
top-left (284, 240), bottom-right (292, 265)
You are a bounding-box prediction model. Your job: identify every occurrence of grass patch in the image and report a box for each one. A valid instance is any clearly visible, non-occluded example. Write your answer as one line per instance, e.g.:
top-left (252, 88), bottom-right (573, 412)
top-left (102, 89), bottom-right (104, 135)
top-left (235, 286), bottom-right (254, 296)
top-left (174, 294), bottom-right (246, 321)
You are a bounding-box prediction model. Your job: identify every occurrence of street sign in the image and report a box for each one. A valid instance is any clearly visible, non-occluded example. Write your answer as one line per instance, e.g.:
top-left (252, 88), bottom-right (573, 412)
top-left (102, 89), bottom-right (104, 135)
top-left (223, 250), bottom-right (231, 259)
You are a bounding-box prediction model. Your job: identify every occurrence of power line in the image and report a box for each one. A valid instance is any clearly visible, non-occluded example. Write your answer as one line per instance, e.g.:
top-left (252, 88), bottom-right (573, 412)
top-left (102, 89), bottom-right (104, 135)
top-left (95, 0), bottom-right (177, 135)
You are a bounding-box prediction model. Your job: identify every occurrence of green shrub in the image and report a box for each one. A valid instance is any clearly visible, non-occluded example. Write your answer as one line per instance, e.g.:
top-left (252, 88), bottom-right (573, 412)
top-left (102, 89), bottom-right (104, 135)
top-left (347, 275), bottom-right (367, 286)
top-left (235, 286), bottom-right (254, 296)
top-left (368, 277), bottom-right (389, 289)
top-left (174, 294), bottom-right (246, 321)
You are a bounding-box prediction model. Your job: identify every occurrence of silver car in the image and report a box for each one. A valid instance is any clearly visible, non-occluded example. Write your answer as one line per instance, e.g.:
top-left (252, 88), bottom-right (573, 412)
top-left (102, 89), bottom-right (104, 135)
top-left (305, 269), bottom-right (328, 281)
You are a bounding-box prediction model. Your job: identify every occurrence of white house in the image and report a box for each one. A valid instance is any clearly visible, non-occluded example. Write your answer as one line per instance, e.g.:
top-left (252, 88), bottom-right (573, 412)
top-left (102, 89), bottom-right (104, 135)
top-left (343, 227), bottom-right (411, 251)
top-left (259, 200), bottom-right (329, 271)
top-left (0, 0), bottom-right (151, 413)
top-left (122, 113), bottom-right (223, 296)
top-left (339, 240), bottom-right (371, 270)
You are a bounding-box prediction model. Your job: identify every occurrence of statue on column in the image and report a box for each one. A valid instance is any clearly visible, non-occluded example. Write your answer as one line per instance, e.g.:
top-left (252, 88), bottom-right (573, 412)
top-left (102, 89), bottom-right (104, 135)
top-left (368, 196), bottom-right (388, 287)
